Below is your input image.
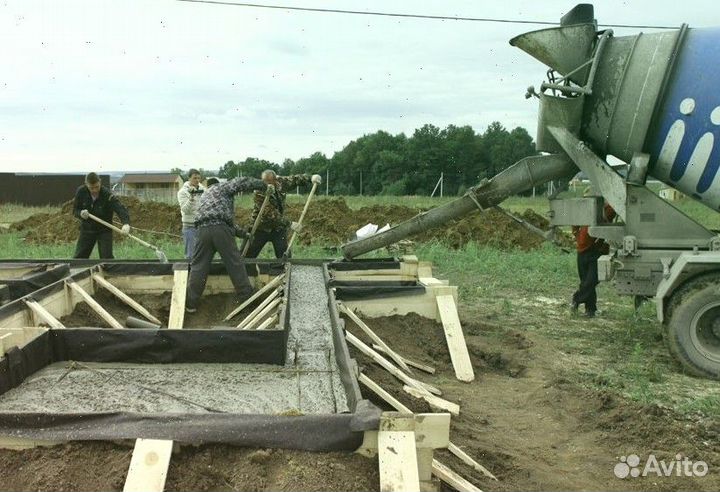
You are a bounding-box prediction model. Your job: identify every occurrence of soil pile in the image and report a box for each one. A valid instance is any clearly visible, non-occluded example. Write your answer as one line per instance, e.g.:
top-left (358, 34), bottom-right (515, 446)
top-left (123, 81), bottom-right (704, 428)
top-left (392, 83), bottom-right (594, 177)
top-left (9, 196), bottom-right (566, 250)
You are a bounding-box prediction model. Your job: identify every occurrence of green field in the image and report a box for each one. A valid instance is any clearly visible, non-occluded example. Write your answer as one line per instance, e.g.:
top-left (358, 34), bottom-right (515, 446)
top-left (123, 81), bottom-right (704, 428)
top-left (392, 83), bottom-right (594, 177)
top-left (2, 194), bottom-right (720, 418)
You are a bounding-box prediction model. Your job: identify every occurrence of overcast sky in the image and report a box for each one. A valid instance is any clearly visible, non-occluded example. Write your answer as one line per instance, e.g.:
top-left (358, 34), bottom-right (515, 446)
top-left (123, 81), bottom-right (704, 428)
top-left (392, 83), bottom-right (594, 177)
top-left (1, 0), bottom-right (718, 173)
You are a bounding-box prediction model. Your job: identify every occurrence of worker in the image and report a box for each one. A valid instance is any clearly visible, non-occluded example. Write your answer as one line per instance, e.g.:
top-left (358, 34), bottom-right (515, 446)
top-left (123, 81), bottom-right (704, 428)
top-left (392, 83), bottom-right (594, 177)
top-left (186, 176), bottom-right (266, 313)
top-left (571, 202), bottom-right (616, 318)
top-left (245, 170), bottom-right (322, 258)
top-left (177, 168), bottom-right (204, 259)
top-left (73, 172), bottom-right (131, 259)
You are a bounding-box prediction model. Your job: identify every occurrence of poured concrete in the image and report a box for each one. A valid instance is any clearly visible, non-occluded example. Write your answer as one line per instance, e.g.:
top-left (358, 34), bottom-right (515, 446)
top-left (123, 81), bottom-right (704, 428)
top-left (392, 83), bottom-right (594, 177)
top-left (0, 265), bottom-right (350, 416)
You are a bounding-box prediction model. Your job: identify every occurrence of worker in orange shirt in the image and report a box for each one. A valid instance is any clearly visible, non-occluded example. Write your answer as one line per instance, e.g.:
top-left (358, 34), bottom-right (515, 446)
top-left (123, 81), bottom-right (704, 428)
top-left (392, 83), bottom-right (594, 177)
top-left (571, 202), bottom-right (616, 318)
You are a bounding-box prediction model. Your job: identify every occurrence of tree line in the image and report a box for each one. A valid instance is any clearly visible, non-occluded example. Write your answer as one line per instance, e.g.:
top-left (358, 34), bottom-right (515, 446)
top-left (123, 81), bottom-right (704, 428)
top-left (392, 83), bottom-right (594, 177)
top-left (173, 122), bottom-right (538, 196)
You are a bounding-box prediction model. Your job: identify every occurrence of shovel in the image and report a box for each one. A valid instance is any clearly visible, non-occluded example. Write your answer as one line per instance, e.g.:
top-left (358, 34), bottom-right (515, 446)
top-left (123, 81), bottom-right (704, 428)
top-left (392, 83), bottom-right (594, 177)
top-left (241, 184), bottom-right (274, 257)
top-left (85, 212), bottom-right (169, 262)
top-left (284, 181), bottom-right (318, 257)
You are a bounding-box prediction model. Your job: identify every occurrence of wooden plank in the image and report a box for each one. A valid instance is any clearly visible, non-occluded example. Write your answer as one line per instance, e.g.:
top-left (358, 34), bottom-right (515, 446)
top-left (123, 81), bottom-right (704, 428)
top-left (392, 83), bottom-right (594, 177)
top-left (24, 299), bottom-right (66, 330)
top-left (448, 443), bottom-right (498, 481)
top-left (378, 414), bottom-right (420, 492)
top-left (242, 298), bottom-right (282, 331)
top-left (339, 303), bottom-right (413, 374)
top-left (93, 274), bottom-right (162, 325)
top-left (67, 281), bottom-right (124, 329)
top-left (237, 288), bottom-right (282, 329)
top-left (255, 314), bottom-right (278, 331)
top-left (123, 438), bottom-right (174, 492)
top-left (436, 294), bottom-right (474, 382)
top-left (346, 331), bottom-right (442, 396)
top-left (0, 333), bottom-right (11, 357)
top-left (358, 373), bottom-right (412, 413)
top-left (0, 436), bottom-right (61, 450)
top-left (432, 459), bottom-right (483, 492)
top-left (0, 328), bottom-right (47, 352)
top-left (372, 344), bottom-right (436, 374)
top-left (359, 375), bottom-right (495, 481)
top-left (224, 274), bottom-right (284, 321)
top-left (403, 385), bottom-right (460, 416)
top-left (168, 269), bottom-right (188, 330)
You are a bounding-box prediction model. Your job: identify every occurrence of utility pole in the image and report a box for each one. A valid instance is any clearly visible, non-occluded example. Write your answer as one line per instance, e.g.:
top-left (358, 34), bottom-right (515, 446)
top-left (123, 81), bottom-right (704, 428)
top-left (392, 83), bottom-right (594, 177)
top-left (326, 168), bottom-right (329, 195)
top-left (440, 172), bottom-right (444, 198)
top-left (360, 170), bottom-right (363, 196)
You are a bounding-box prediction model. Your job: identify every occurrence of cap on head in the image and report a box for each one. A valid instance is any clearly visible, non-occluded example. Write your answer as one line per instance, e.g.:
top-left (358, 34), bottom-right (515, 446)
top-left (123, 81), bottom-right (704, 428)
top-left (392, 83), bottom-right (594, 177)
top-left (206, 177), bottom-right (220, 187)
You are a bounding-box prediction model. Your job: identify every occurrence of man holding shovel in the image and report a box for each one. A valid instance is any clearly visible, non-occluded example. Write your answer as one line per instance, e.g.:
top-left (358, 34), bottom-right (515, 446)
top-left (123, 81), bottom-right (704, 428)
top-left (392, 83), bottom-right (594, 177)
top-left (245, 171), bottom-right (322, 258)
top-left (186, 176), bottom-right (267, 313)
top-left (73, 172), bottom-right (131, 259)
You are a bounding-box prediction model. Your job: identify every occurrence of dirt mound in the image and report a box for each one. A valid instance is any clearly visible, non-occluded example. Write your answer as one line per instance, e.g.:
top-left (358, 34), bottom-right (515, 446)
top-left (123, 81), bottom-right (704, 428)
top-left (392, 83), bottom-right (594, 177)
top-left (10, 195), bottom-right (565, 250)
top-left (11, 197), bottom-right (182, 245)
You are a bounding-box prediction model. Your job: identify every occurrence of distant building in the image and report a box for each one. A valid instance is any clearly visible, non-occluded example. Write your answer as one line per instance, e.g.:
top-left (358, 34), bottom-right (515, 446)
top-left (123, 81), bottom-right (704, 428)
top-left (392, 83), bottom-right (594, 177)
top-left (659, 187), bottom-right (684, 201)
top-left (117, 173), bottom-right (183, 203)
top-left (0, 173), bottom-right (110, 206)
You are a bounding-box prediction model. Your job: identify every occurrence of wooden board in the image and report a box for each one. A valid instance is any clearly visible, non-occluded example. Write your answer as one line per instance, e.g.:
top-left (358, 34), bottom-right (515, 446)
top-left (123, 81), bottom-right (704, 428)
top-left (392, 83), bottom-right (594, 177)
top-left (346, 331), bottom-right (442, 396)
top-left (378, 415), bottom-right (420, 492)
top-left (224, 274), bottom-right (284, 321)
top-left (67, 281), bottom-right (124, 329)
top-left (340, 304), bottom-right (412, 373)
top-left (167, 269), bottom-right (188, 330)
top-left (435, 294), bottom-right (474, 382)
top-left (372, 344), bottom-right (436, 374)
top-left (432, 459), bottom-right (483, 492)
top-left (237, 288), bottom-right (282, 329)
top-left (123, 439), bottom-right (174, 492)
top-left (24, 299), bottom-right (66, 330)
top-left (403, 385), bottom-right (460, 416)
top-left (93, 274), bottom-right (162, 325)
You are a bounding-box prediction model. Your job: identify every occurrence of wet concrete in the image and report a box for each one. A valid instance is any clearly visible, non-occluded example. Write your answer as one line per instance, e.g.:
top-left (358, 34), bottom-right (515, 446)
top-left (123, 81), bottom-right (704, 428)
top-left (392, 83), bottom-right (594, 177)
top-left (0, 265), bottom-right (351, 416)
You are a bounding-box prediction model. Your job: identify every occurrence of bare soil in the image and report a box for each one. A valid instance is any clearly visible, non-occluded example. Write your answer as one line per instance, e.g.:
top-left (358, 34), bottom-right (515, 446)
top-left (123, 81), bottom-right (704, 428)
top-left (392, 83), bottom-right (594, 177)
top-left (2, 311), bottom-right (718, 490)
top-left (8, 196), bottom-right (568, 250)
top-left (59, 290), bottom-right (248, 329)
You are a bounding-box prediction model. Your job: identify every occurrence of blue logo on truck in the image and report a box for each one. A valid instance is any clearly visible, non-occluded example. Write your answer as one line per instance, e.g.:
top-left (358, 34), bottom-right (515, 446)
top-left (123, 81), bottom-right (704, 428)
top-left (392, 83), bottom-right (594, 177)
top-left (649, 28), bottom-right (720, 204)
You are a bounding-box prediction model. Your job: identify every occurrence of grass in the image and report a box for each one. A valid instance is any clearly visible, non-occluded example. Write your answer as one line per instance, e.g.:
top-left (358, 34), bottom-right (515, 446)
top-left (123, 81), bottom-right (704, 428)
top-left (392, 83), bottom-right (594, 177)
top-left (0, 203), bottom-right (60, 226)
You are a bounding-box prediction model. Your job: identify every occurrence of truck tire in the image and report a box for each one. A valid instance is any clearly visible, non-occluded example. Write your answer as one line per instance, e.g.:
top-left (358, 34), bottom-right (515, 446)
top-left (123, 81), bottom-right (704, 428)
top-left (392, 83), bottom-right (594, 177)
top-left (665, 273), bottom-right (720, 379)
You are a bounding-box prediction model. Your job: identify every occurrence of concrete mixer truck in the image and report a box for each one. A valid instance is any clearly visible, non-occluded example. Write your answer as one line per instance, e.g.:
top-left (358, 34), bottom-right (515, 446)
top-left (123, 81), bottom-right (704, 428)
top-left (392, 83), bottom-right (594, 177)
top-left (341, 4), bottom-right (720, 379)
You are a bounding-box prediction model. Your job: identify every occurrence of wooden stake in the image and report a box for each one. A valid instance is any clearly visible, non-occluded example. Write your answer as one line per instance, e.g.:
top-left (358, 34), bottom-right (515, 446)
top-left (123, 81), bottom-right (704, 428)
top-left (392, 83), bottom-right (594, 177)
top-left (255, 313), bottom-right (278, 331)
top-left (372, 344), bottom-right (436, 374)
top-left (359, 374), bottom-right (496, 482)
top-left (403, 385), bottom-right (459, 416)
top-left (24, 299), bottom-right (66, 330)
top-left (346, 331), bottom-right (441, 396)
top-left (92, 274), bottom-right (162, 325)
top-left (436, 294), bottom-right (474, 382)
top-left (378, 414), bottom-right (420, 492)
top-left (168, 269), bottom-right (189, 330)
top-left (224, 273), bottom-right (285, 321)
top-left (448, 443), bottom-right (498, 481)
top-left (242, 298), bottom-right (281, 331)
top-left (432, 459), bottom-right (483, 492)
top-left (123, 438), bottom-right (174, 492)
top-left (237, 288), bottom-right (281, 329)
top-left (339, 303), bottom-right (413, 374)
top-left (67, 281), bottom-right (124, 329)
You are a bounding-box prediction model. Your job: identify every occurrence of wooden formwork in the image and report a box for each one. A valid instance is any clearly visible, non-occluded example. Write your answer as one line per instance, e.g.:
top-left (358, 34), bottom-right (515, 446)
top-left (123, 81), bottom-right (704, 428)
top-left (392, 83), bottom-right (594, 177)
top-left (0, 257), bottom-right (480, 492)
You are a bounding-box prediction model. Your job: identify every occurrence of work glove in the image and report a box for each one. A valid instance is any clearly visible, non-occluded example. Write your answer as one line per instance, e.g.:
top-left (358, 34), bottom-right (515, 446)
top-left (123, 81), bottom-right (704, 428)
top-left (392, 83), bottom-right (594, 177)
top-left (121, 224), bottom-right (131, 235)
top-left (80, 209), bottom-right (90, 219)
top-left (290, 221), bottom-right (303, 233)
top-left (311, 174), bottom-right (322, 185)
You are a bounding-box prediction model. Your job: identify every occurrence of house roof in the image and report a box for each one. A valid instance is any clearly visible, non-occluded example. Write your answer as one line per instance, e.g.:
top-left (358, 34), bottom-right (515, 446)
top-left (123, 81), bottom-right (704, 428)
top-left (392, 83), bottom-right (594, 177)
top-left (120, 173), bottom-right (181, 184)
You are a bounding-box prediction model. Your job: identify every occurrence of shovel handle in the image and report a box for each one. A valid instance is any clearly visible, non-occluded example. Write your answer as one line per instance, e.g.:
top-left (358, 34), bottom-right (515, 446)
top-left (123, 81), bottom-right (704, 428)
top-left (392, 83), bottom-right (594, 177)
top-left (285, 181), bottom-right (318, 255)
top-left (85, 213), bottom-right (154, 249)
top-left (242, 185), bottom-right (274, 257)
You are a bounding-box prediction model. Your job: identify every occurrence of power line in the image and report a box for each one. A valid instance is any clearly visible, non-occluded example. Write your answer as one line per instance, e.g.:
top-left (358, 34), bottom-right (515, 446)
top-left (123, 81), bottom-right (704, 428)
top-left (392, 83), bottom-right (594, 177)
top-left (176, 0), bottom-right (679, 30)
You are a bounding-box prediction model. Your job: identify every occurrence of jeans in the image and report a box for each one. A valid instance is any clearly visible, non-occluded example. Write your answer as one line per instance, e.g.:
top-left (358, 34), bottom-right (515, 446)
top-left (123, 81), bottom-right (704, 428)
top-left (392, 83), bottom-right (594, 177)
top-left (183, 225), bottom-right (197, 259)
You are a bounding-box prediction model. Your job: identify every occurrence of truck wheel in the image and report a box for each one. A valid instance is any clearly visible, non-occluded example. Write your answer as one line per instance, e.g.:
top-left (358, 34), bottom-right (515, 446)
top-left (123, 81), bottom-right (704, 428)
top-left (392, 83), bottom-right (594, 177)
top-left (665, 273), bottom-right (720, 379)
